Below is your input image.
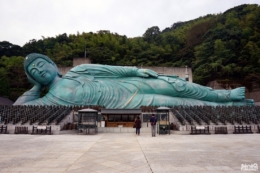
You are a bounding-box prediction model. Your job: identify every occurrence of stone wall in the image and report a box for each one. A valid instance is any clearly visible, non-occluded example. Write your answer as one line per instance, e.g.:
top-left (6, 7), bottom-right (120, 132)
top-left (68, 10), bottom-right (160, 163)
top-left (248, 90), bottom-right (260, 105)
top-left (58, 67), bottom-right (73, 76)
top-left (207, 80), bottom-right (244, 90)
top-left (73, 57), bottom-right (91, 66)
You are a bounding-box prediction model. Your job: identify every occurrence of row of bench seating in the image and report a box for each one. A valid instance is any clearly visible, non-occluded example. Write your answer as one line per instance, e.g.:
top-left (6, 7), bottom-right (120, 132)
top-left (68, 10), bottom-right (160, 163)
top-left (0, 105), bottom-right (106, 126)
top-left (141, 105), bottom-right (260, 126)
top-left (0, 105), bottom-right (72, 125)
top-left (190, 125), bottom-right (260, 134)
top-left (171, 106), bottom-right (260, 126)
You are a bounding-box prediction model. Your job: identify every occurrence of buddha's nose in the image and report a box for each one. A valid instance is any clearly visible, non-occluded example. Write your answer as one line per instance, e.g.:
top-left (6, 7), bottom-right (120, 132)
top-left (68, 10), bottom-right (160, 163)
top-left (39, 69), bottom-right (44, 74)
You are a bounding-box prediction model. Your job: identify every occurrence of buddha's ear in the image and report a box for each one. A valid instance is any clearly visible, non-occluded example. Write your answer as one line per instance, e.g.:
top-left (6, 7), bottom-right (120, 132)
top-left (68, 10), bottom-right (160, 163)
top-left (56, 66), bottom-right (62, 77)
top-left (57, 71), bottom-right (62, 77)
top-left (51, 62), bottom-right (62, 77)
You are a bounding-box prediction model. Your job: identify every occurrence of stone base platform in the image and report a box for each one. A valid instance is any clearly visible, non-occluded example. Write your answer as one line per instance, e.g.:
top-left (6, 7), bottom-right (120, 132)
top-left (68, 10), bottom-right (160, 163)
top-left (0, 133), bottom-right (259, 172)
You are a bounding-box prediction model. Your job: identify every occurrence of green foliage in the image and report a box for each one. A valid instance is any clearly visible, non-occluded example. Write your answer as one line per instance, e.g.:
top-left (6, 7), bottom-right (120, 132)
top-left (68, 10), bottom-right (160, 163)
top-left (0, 41), bottom-right (23, 57)
top-left (0, 56), bottom-right (30, 100)
top-left (1, 4), bottom-right (260, 100)
top-left (0, 67), bottom-right (9, 97)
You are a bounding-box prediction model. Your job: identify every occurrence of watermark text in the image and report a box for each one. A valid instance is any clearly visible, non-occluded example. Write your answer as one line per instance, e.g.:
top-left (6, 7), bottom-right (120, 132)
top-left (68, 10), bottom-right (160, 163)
top-left (241, 163), bottom-right (258, 171)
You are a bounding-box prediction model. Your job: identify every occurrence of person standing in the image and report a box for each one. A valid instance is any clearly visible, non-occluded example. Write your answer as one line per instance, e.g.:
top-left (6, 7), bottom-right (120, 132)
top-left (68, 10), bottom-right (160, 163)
top-left (150, 115), bottom-right (157, 137)
top-left (135, 116), bottom-right (141, 136)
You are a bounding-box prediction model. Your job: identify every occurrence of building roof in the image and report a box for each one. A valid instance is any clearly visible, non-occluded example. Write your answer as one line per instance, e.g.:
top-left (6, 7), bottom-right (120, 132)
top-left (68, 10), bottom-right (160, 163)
top-left (78, 108), bottom-right (98, 112)
top-left (0, 97), bottom-right (13, 106)
top-left (157, 106), bottom-right (171, 110)
top-left (101, 109), bottom-right (142, 115)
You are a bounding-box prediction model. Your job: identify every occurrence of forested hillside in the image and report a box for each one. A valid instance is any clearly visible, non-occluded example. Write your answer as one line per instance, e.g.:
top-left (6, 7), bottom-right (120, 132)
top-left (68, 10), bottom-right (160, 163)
top-left (1, 4), bottom-right (260, 101)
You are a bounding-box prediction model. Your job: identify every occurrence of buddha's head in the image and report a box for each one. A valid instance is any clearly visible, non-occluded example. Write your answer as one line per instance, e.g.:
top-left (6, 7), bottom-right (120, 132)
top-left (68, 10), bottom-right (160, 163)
top-left (24, 53), bottom-right (62, 86)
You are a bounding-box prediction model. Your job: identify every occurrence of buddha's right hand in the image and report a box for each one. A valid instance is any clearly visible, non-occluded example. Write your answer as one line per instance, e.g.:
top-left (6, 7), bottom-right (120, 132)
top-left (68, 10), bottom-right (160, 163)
top-left (136, 69), bottom-right (158, 78)
top-left (27, 75), bottom-right (43, 92)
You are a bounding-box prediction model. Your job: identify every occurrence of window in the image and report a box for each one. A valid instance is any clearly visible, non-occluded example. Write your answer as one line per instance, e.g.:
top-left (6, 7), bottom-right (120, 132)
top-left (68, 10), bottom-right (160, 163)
top-left (106, 114), bottom-right (138, 122)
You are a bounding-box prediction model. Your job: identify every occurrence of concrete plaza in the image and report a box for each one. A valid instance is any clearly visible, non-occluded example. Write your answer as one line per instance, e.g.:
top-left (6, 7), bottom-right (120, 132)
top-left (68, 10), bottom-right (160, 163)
top-left (0, 133), bottom-right (259, 173)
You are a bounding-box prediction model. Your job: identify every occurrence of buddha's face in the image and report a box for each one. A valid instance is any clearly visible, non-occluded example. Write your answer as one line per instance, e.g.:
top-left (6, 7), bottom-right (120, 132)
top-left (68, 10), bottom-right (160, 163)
top-left (27, 58), bottom-right (58, 85)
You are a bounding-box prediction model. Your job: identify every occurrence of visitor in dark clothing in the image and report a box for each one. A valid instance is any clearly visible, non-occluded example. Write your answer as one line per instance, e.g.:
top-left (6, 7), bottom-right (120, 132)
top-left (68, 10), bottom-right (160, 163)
top-left (135, 116), bottom-right (141, 135)
top-left (150, 115), bottom-right (157, 137)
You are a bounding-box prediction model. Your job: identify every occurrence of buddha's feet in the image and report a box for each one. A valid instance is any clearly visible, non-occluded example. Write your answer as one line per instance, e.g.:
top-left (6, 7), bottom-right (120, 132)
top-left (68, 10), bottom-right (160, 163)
top-left (230, 87), bottom-right (245, 101)
top-left (245, 99), bottom-right (254, 106)
top-left (233, 99), bottom-right (254, 106)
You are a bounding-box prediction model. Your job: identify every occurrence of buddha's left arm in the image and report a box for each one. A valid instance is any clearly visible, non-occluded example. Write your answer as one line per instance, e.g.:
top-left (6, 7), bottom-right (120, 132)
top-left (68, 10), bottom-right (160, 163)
top-left (69, 64), bottom-right (158, 78)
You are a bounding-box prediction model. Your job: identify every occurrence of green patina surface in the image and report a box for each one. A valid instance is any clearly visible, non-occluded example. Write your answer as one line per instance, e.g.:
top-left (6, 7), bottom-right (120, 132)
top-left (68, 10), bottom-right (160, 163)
top-left (13, 53), bottom-right (254, 108)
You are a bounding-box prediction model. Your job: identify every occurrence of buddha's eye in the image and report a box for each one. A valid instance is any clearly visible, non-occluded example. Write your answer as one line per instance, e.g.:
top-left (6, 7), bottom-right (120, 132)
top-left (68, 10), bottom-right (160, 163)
top-left (38, 61), bottom-right (45, 67)
top-left (31, 69), bottom-right (37, 75)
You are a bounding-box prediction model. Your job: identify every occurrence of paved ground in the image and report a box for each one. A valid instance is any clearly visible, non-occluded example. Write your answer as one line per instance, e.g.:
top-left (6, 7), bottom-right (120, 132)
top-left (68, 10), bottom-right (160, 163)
top-left (0, 133), bottom-right (259, 173)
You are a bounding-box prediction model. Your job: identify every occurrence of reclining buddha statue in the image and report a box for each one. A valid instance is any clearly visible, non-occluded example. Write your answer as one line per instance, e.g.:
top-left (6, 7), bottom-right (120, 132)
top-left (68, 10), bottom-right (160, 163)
top-left (13, 53), bottom-right (254, 108)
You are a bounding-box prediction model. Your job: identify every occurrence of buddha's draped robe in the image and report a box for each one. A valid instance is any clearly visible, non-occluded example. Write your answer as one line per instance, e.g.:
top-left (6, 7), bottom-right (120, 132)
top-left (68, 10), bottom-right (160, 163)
top-left (18, 64), bottom-right (234, 108)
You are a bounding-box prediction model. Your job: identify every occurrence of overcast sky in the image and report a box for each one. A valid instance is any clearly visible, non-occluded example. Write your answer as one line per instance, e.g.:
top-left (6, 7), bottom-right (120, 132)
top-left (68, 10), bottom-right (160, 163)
top-left (1, 0), bottom-right (259, 46)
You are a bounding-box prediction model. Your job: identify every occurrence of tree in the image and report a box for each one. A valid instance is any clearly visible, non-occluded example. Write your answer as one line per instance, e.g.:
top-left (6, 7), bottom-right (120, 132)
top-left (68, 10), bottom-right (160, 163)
top-left (0, 41), bottom-right (23, 57)
top-left (143, 26), bottom-right (161, 43)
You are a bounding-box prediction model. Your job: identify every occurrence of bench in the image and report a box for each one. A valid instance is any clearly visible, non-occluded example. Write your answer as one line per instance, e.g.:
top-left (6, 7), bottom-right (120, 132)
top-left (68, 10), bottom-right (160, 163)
top-left (190, 126), bottom-right (210, 135)
top-left (15, 126), bottom-right (28, 134)
top-left (233, 126), bottom-right (253, 134)
top-left (62, 123), bottom-right (77, 130)
top-left (0, 125), bottom-right (9, 134)
top-left (31, 126), bottom-right (52, 135)
top-left (78, 124), bottom-right (97, 134)
top-left (215, 127), bottom-right (228, 134)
